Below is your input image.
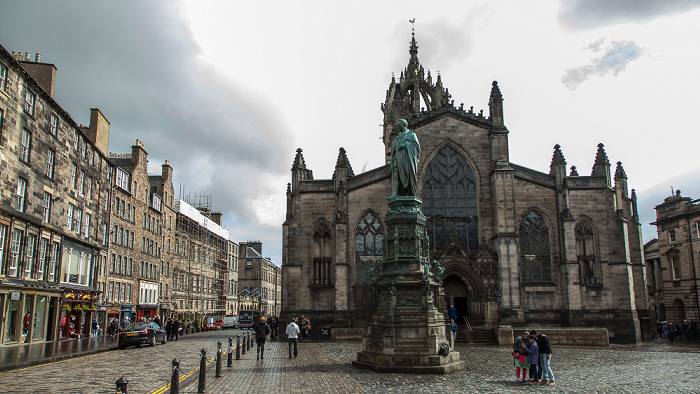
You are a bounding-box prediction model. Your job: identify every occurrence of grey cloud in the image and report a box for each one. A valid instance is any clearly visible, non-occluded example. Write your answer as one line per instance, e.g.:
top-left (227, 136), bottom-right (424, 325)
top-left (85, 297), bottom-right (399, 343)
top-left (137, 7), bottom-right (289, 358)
top-left (559, 0), bottom-right (700, 28)
top-left (562, 40), bottom-right (642, 90)
top-left (0, 0), bottom-right (292, 260)
top-left (586, 38), bottom-right (605, 52)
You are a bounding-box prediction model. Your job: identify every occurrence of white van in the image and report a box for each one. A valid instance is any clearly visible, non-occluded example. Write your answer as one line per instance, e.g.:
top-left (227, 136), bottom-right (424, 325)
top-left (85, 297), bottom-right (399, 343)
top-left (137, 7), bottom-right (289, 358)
top-left (222, 315), bottom-right (238, 329)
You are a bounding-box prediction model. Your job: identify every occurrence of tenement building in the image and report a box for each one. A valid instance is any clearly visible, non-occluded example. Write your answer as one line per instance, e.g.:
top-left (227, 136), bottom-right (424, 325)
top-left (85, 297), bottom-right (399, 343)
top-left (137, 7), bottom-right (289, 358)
top-left (238, 242), bottom-right (281, 316)
top-left (648, 191), bottom-right (700, 326)
top-left (107, 140), bottom-right (172, 323)
top-left (0, 45), bottom-right (112, 343)
top-left (172, 200), bottom-right (228, 325)
top-left (281, 35), bottom-right (651, 342)
top-left (225, 239), bottom-right (239, 316)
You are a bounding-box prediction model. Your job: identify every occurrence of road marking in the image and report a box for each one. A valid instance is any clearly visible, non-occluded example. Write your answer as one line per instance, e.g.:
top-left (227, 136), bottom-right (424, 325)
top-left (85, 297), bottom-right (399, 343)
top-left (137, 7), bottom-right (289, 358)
top-left (151, 345), bottom-right (240, 394)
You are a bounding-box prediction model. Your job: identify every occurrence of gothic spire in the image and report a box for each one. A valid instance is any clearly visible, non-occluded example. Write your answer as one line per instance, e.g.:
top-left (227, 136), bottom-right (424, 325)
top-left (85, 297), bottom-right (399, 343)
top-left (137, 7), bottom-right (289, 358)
top-left (489, 81), bottom-right (505, 129)
top-left (591, 143), bottom-right (611, 186)
top-left (292, 148), bottom-right (307, 170)
top-left (570, 166), bottom-right (579, 176)
top-left (551, 144), bottom-right (566, 166)
top-left (614, 161), bottom-right (627, 179)
top-left (334, 147), bottom-right (355, 176)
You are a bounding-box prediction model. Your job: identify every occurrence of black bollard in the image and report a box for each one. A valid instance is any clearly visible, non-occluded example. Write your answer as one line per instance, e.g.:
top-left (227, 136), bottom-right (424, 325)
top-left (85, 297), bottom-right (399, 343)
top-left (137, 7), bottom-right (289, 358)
top-left (227, 337), bottom-right (233, 367)
top-left (241, 334), bottom-right (246, 355)
top-left (216, 341), bottom-right (222, 378)
top-left (197, 348), bottom-right (207, 393)
top-left (115, 376), bottom-right (128, 393)
top-left (170, 358), bottom-right (180, 394)
top-left (236, 335), bottom-right (241, 360)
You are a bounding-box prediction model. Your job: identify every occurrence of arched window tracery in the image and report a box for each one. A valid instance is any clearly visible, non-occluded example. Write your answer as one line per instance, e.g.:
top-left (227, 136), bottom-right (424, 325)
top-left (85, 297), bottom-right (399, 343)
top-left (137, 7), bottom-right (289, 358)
top-left (575, 218), bottom-right (601, 284)
top-left (422, 145), bottom-right (478, 252)
top-left (354, 212), bottom-right (384, 284)
top-left (312, 220), bottom-right (333, 285)
top-left (519, 210), bottom-right (552, 283)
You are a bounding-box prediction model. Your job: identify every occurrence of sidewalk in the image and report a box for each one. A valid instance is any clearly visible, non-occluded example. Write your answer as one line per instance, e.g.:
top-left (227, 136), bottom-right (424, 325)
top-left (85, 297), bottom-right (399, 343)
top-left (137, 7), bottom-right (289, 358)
top-left (0, 335), bottom-right (118, 372)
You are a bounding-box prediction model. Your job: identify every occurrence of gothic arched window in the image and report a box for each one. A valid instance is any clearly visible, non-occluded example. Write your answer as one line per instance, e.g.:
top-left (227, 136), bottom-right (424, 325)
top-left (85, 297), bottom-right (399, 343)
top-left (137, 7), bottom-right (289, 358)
top-left (519, 210), bottom-right (552, 283)
top-left (422, 145), bottom-right (478, 252)
top-left (312, 221), bottom-right (333, 285)
top-left (355, 212), bottom-right (384, 284)
top-left (575, 218), bottom-right (600, 284)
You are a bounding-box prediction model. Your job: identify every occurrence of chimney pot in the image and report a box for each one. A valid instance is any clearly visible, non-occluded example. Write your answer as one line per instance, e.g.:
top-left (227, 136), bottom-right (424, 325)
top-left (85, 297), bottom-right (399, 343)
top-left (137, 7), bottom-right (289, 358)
top-left (17, 52), bottom-right (24, 61)
top-left (12, 51), bottom-right (17, 59)
top-left (24, 52), bottom-right (30, 61)
top-left (35, 53), bottom-right (41, 62)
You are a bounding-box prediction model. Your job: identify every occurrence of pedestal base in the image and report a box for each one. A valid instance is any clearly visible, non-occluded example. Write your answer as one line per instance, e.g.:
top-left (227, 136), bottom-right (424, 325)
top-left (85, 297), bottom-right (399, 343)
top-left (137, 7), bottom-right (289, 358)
top-left (352, 351), bottom-right (465, 374)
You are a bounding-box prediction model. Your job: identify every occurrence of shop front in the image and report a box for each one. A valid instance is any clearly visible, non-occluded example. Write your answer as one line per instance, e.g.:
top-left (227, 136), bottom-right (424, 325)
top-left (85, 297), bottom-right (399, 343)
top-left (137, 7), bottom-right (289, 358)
top-left (59, 291), bottom-right (98, 339)
top-left (136, 305), bottom-right (159, 322)
top-left (0, 288), bottom-right (62, 344)
top-left (120, 304), bottom-right (134, 325)
top-left (94, 305), bottom-right (108, 336)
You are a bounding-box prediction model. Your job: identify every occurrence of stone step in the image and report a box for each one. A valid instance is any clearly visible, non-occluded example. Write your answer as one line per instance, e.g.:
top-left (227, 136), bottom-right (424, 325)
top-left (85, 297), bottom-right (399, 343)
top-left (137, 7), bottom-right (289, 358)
top-left (456, 328), bottom-right (498, 345)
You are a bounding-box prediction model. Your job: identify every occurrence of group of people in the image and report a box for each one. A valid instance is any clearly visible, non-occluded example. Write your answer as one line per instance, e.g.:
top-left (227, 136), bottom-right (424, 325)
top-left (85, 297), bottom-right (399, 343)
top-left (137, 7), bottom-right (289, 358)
top-left (164, 317), bottom-right (181, 341)
top-left (250, 315), bottom-right (310, 360)
top-left (656, 320), bottom-right (693, 342)
top-left (512, 330), bottom-right (555, 385)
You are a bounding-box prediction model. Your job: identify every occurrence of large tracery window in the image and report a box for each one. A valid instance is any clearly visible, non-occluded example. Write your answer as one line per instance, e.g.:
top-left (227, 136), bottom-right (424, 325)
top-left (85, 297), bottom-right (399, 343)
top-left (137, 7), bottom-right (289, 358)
top-left (423, 145), bottom-right (478, 252)
top-left (519, 210), bottom-right (552, 283)
top-left (355, 212), bottom-right (384, 284)
top-left (575, 218), bottom-right (601, 285)
top-left (312, 221), bottom-right (333, 285)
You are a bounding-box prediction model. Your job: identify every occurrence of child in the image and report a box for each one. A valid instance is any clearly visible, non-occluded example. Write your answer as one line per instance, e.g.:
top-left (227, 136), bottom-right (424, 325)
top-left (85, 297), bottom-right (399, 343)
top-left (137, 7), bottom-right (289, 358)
top-left (512, 331), bottom-right (529, 382)
top-left (450, 319), bottom-right (458, 349)
top-left (526, 335), bottom-right (540, 384)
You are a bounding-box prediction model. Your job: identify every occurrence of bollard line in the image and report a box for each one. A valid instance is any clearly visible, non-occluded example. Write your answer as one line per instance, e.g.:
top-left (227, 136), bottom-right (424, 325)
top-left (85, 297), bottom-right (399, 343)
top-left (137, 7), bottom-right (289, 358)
top-left (151, 342), bottom-right (243, 394)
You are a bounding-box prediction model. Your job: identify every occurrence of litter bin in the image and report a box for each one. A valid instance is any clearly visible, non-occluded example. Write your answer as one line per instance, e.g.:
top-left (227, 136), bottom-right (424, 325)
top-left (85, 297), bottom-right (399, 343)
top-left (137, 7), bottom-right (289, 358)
top-left (319, 327), bottom-right (331, 340)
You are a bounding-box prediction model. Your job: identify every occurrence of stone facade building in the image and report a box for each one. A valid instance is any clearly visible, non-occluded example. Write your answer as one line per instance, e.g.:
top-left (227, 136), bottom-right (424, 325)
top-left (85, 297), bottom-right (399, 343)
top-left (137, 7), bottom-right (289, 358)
top-left (647, 191), bottom-right (700, 326)
top-left (225, 239), bottom-right (239, 316)
top-left (281, 35), bottom-right (651, 342)
top-left (238, 242), bottom-right (281, 316)
top-left (107, 140), bottom-right (172, 323)
top-left (0, 45), bottom-right (112, 343)
top-left (171, 200), bottom-right (228, 325)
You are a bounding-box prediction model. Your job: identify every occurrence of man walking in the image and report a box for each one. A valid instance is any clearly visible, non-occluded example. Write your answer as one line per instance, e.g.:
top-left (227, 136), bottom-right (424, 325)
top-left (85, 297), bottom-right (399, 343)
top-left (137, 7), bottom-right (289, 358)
top-left (254, 316), bottom-right (271, 360)
top-left (286, 317), bottom-right (300, 359)
top-left (531, 330), bottom-right (555, 385)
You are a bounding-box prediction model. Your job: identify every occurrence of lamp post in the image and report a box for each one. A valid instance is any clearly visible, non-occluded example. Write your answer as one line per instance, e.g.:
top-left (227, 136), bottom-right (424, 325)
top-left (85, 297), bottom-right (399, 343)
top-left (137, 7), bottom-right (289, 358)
top-left (495, 291), bottom-right (502, 328)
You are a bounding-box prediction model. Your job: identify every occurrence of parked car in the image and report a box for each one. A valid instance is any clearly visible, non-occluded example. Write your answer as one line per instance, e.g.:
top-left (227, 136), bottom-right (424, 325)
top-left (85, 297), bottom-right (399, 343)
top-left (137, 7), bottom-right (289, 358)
top-left (222, 315), bottom-right (238, 329)
top-left (118, 322), bottom-right (167, 349)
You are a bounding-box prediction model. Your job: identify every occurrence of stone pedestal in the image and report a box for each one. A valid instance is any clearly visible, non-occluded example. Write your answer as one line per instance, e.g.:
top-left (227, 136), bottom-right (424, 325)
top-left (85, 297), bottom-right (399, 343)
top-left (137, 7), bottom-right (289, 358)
top-left (352, 197), bottom-right (465, 374)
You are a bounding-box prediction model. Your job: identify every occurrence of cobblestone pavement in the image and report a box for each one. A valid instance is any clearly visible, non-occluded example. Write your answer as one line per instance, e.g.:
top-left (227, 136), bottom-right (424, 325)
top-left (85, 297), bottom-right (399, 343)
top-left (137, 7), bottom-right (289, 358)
top-left (0, 333), bottom-right (699, 393)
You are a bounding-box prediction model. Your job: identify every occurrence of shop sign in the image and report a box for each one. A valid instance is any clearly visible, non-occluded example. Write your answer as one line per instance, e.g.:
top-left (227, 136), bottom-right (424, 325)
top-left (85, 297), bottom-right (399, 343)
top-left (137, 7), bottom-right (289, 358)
top-left (26, 290), bottom-right (37, 294)
top-left (10, 291), bottom-right (21, 301)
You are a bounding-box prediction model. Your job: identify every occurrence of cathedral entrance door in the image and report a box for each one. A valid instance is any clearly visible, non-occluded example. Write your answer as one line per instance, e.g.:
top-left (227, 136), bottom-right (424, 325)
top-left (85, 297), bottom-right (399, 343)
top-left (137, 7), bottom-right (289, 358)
top-left (454, 297), bottom-right (468, 325)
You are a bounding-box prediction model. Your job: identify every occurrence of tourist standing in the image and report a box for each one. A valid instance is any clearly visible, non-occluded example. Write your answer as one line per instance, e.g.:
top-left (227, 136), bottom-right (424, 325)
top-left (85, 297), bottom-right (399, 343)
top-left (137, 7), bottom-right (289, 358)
top-left (286, 317), bottom-right (300, 359)
top-left (512, 331), bottom-right (529, 382)
top-left (656, 321), bottom-right (664, 338)
top-left (682, 320), bottom-right (691, 341)
top-left (531, 329), bottom-right (555, 385)
top-left (299, 314), bottom-right (308, 340)
top-left (172, 319), bottom-right (180, 340)
top-left (448, 305), bottom-right (457, 322)
top-left (92, 319), bottom-right (99, 336)
top-left (525, 335), bottom-right (539, 384)
top-left (668, 322), bottom-right (677, 343)
top-left (254, 316), bottom-right (271, 360)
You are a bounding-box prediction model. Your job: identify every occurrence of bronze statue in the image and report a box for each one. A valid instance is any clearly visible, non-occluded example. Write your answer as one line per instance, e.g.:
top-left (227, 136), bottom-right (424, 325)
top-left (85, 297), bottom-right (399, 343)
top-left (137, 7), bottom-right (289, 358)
top-left (388, 119), bottom-right (420, 199)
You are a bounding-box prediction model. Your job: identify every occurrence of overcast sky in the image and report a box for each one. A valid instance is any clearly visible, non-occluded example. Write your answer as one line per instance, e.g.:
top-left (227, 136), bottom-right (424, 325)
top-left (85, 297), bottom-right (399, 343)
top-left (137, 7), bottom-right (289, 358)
top-left (2, 1), bottom-right (699, 265)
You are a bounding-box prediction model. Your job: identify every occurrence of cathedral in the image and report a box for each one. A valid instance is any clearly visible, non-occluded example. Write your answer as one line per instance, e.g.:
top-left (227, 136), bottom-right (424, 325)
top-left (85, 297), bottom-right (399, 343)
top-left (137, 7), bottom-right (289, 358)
top-left (281, 34), bottom-right (651, 343)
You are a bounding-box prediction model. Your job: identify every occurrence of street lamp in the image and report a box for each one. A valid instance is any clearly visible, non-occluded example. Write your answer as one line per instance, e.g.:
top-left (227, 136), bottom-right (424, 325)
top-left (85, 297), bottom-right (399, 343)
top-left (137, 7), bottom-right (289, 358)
top-left (495, 291), bottom-right (502, 328)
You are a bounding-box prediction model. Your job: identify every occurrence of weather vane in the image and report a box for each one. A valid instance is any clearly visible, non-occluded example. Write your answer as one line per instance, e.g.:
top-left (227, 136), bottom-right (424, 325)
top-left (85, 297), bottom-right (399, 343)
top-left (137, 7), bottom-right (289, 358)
top-left (409, 18), bottom-right (415, 35)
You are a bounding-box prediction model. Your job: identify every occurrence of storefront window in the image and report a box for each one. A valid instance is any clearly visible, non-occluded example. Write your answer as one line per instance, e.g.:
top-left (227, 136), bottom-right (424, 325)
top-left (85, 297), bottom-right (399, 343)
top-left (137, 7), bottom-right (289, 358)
top-left (21, 295), bottom-right (33, 342)
top-left (5, 299), bottom-right (19, 343)
top-left (33, 296), bottom-right (47, 340)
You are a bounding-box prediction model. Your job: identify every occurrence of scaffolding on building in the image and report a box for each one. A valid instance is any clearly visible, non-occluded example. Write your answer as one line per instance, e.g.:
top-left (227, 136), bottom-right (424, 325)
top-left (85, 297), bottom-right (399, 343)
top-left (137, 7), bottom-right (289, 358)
top-left (172, 188), bottom-right (228, 326)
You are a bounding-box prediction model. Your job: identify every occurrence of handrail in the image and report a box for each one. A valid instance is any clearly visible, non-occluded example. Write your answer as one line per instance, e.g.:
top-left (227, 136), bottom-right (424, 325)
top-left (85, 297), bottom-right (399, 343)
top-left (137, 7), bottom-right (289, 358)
top-left (463, 316), bottom-right (473, 332)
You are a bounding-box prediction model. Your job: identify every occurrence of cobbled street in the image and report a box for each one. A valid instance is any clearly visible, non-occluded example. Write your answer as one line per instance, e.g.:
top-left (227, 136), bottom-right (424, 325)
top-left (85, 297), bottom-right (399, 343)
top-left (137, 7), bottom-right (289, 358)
top-left (0, 330), bottom-right (698, 393)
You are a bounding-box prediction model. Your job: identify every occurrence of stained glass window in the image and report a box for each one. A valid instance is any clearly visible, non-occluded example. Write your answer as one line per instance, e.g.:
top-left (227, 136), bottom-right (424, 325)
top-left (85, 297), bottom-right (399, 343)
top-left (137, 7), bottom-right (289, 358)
top-left (575, 219), bottom-right (600, 284)
top-left (355, 212), bottom-right (384, 284)
top-left (519, 210), bottom-right (552, 283)
top-left (423, 145), bottom-right (478, 252)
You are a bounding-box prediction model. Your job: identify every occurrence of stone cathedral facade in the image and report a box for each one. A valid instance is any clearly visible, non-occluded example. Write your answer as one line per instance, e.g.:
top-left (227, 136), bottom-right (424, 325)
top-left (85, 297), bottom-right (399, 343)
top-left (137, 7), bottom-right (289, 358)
top-left (281, 35), bottom-right (651, 343)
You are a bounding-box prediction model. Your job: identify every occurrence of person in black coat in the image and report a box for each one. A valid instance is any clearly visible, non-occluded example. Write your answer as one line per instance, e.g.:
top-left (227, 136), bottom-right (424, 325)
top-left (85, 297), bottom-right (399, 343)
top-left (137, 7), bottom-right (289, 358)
top-left (253, 317), bottom-right (271, 360)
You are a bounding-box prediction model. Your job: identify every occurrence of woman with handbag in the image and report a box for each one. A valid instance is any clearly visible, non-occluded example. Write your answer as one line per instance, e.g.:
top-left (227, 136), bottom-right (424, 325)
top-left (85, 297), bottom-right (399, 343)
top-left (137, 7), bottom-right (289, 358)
top-left (512, 331), bottom-right (529, 382)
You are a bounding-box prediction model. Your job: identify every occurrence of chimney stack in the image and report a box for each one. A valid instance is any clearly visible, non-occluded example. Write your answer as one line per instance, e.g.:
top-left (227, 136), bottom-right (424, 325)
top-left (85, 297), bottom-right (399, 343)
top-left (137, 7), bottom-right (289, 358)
top-left (17, 52), bottom-right (24, 61)
top-left (35, 53), bottom-right (41, 63)
top-left (12, 51), bottom-right (17, 59)
top-left (24, 52), bottom-right (30, 61)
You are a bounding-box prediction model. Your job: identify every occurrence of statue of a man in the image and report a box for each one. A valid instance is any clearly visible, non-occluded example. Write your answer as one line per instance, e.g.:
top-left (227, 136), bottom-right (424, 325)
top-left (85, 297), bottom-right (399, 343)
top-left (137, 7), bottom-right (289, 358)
top-left (388, 119), bottom-right (420, 199)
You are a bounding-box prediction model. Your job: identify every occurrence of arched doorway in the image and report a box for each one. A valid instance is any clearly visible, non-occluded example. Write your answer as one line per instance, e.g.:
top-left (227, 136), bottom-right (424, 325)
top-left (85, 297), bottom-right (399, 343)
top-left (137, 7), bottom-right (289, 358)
top-left (442, 270), bottom-right (486, 327)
